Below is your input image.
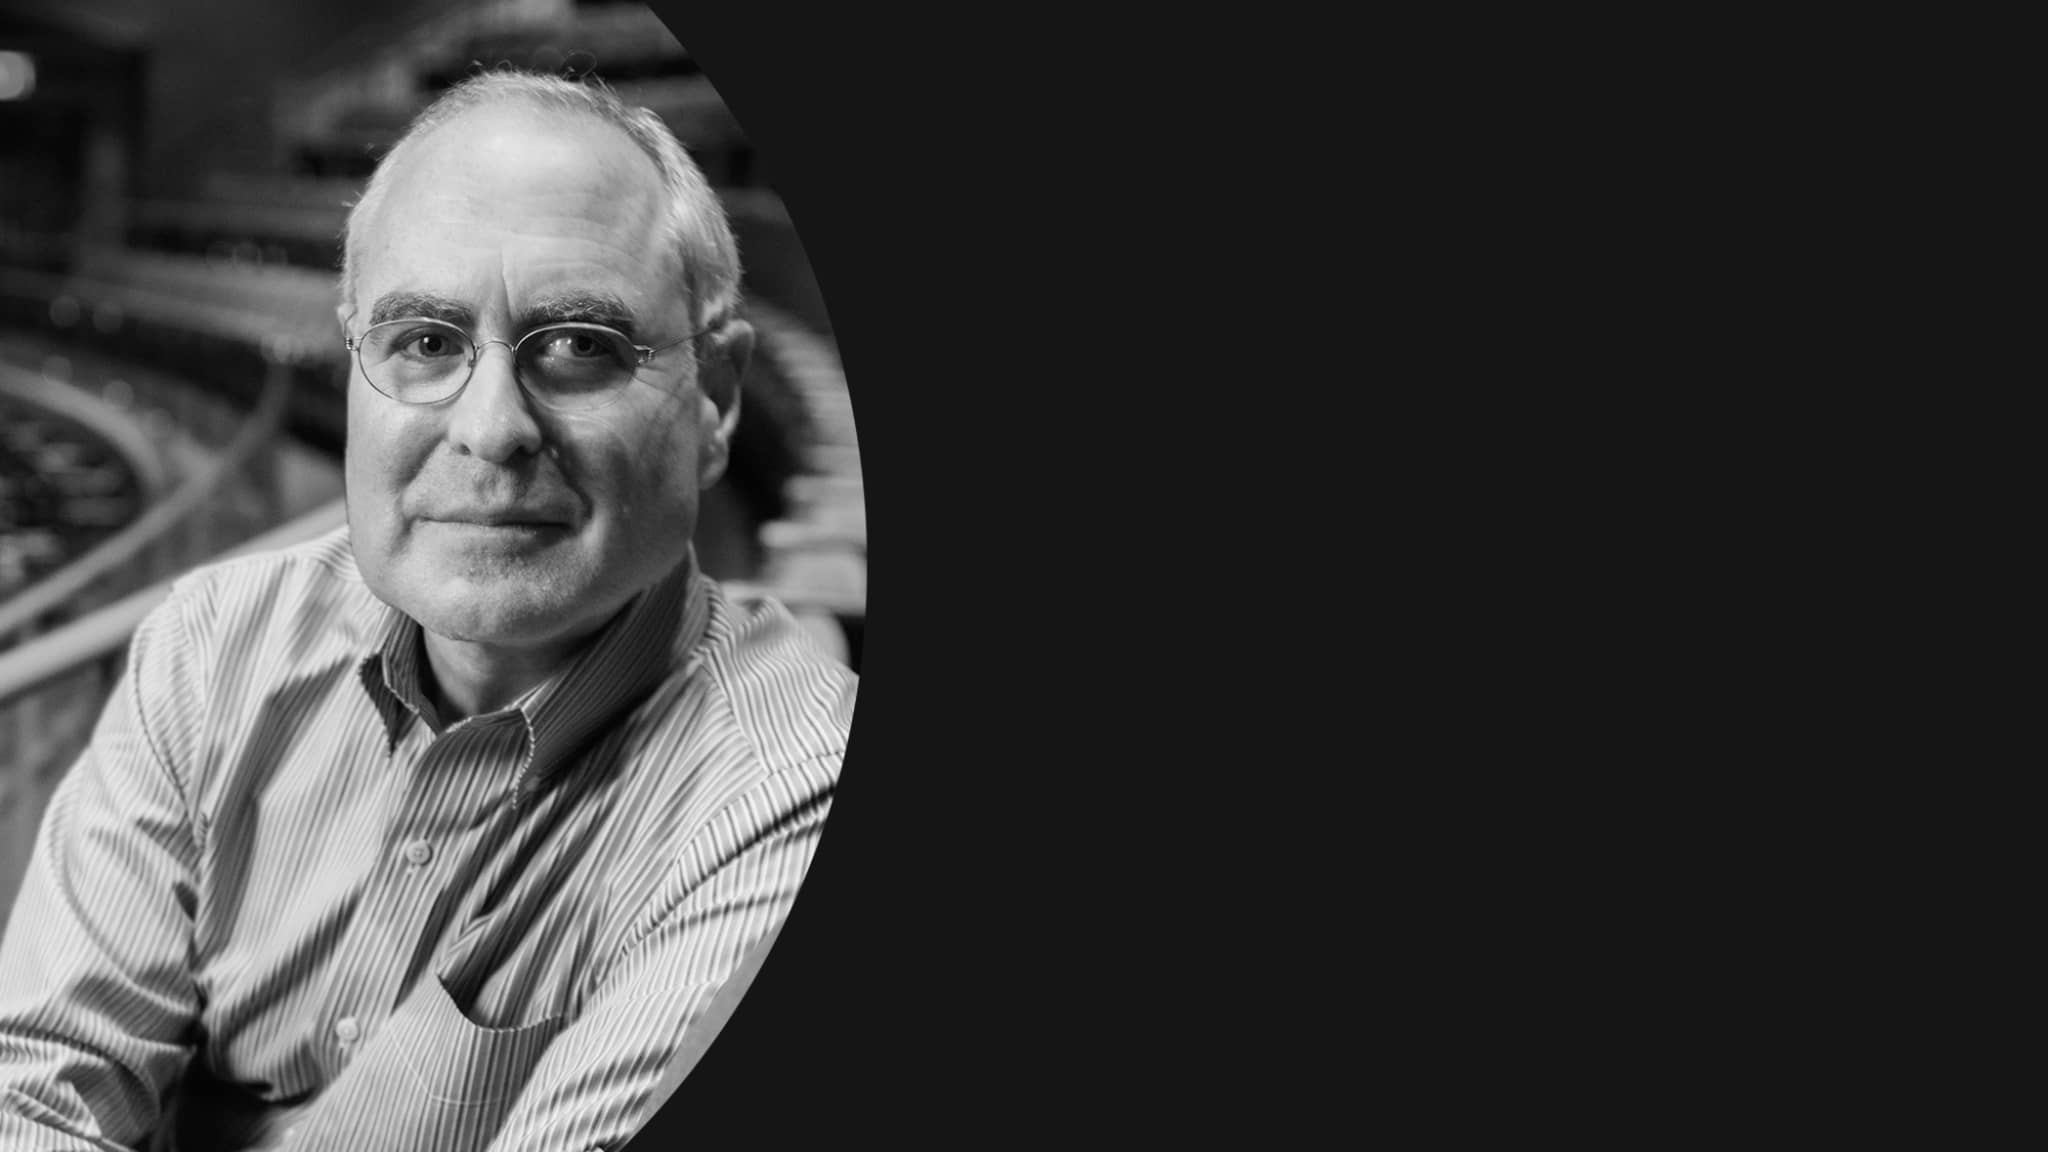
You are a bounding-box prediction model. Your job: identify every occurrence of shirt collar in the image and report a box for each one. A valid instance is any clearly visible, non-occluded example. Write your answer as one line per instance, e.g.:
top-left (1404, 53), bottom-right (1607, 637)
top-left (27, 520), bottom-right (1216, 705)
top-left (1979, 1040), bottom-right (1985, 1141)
top-left (355, 551), bottom-right (711, 777)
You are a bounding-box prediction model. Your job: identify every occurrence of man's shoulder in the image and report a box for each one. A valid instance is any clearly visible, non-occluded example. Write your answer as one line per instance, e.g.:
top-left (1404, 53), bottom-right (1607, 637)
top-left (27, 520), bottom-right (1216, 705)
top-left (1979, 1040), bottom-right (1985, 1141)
top-left (159, 523), bottom-right (377, 643)
top-left (684, 581), bottom-right (858, 777)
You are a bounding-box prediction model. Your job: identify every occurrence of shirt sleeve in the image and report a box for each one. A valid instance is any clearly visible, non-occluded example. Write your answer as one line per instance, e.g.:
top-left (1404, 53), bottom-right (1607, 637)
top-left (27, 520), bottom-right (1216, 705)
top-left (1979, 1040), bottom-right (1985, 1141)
top-left (0, 593), bottom-right (207, 1149)
top-left (482, 765), bottom-right (835, 1152)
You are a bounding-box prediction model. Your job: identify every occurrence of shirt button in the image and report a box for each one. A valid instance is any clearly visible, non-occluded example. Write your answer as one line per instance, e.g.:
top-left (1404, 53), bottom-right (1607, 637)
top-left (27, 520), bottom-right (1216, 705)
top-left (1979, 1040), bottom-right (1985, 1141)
top-left (334, 1016), bottom-right (359, 1043)
top-left (404, 841), bottom-right (433, 866)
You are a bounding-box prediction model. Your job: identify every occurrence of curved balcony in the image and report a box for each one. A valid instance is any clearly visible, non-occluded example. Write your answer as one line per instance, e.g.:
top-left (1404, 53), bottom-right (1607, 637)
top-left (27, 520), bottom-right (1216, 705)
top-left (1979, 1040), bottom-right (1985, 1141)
top-left (0, 335), bottom-right (338, 921)
top-left (0, 369), bottom-right (162, 606)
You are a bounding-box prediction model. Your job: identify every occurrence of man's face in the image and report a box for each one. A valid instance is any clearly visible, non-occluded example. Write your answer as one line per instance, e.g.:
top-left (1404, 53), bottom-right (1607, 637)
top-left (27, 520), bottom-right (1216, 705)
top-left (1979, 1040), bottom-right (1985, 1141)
top-left (342, 103), bottom-right (731, 654)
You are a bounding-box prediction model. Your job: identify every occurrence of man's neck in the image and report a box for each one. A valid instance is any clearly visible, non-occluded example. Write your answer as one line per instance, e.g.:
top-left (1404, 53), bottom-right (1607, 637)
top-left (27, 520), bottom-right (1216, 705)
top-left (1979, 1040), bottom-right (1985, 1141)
top-left (417, 628), bottom-right (583, 725)
top-left (402, 567), bottom-right (680, 727)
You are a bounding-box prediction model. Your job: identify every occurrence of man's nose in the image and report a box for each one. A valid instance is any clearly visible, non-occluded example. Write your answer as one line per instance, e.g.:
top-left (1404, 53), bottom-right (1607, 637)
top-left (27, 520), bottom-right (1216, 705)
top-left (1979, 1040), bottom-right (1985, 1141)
top-left (445, 339), bottom-right (543, 461)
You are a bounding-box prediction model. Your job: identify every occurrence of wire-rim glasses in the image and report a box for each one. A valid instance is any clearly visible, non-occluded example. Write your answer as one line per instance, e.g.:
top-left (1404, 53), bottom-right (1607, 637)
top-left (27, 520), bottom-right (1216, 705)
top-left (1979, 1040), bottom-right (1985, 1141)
top-left (344, 318), bottom-right (706, 411)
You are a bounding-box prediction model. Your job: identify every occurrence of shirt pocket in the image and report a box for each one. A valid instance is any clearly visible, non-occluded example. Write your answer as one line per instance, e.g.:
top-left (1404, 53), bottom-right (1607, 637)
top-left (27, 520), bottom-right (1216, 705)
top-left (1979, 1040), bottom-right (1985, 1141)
top-left (285, 973), bottom-right (568, 1151)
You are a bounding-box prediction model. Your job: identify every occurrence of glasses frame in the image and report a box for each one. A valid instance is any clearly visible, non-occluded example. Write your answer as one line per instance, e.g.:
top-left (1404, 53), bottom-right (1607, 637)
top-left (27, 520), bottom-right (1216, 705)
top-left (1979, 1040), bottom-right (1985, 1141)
top-left (343, 317), bottom-right (710, 411)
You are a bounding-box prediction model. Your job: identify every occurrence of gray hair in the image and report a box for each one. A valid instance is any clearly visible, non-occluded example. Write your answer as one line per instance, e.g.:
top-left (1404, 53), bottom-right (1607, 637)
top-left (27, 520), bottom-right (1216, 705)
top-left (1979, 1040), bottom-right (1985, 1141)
top-left (339, 71), bottom-right (742, 334)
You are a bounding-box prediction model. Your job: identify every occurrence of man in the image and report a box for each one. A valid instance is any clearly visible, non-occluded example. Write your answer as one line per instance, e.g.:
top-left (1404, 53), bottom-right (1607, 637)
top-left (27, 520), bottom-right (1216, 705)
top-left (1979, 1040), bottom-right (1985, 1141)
top-left (0, 72), bottom-right (853, 1150)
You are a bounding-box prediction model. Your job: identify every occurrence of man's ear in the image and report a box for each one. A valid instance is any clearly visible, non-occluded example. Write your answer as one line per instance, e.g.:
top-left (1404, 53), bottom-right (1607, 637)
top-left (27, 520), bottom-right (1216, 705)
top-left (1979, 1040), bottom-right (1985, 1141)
top-left (696, 319), bottom-right (754, 488)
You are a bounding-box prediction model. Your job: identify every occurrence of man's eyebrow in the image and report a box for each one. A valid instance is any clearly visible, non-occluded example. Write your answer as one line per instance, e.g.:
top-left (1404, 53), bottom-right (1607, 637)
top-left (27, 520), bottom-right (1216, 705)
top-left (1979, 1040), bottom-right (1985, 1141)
top-left (369, 292), bottom-right (474, 328)
top-left (519, 293), bottom-right (638, 337)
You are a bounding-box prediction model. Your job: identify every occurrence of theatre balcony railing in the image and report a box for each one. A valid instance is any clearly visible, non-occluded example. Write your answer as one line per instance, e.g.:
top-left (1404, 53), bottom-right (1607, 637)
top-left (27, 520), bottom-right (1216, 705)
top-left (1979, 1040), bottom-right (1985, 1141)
top-left (0, 336), bottom-right (307, 646)
top-left (0, 497), bottom-right (349, 920)
top-left (0, 286), bottom-right (342, 917)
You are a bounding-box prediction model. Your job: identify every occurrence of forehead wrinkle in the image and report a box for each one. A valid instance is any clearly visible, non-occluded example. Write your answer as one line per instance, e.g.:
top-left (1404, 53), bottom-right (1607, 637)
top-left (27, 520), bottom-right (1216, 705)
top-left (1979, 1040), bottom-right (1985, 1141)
top-left (429, 200), bottom-right (660, 245)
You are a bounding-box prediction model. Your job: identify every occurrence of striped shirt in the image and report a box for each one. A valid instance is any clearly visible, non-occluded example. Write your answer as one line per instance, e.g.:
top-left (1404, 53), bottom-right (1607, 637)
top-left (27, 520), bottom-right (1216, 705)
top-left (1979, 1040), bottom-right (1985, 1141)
top-left (0, 525), bottom-right (853, 1151)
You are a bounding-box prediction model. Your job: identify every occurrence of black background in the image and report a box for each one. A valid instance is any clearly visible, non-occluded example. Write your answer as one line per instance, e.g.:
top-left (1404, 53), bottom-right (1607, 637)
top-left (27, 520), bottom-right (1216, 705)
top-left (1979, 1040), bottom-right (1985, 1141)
top-left (625, 6), bottom-right (1045, 1146)
top-left (615, 6), bottom-right (1208, 1144)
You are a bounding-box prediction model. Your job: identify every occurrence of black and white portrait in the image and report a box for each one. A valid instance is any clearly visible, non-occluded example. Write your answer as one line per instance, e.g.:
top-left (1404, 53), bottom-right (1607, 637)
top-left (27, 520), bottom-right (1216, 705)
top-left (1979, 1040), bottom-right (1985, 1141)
top-left (0, 1), bottom-right (862, 1146)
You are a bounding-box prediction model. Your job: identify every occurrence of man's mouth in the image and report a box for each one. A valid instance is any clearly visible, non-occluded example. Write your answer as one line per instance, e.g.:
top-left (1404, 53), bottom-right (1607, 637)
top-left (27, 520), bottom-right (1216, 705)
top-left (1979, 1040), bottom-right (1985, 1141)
top-left (425, 509), bottom-right (573, 529)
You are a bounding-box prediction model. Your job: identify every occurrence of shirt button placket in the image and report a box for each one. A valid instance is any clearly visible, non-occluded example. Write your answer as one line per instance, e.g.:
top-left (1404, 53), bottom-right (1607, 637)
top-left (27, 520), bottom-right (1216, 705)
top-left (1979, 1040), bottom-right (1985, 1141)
top-left (333, 1014), bottom-right (360, 1062)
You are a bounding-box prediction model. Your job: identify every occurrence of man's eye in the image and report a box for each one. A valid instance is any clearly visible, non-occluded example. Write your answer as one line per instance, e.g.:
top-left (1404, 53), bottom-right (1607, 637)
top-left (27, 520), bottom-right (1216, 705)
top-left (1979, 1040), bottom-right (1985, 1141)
top-left (404, 331), bottom-right (462, 357)
top-left (543, 332), bottom-right (608, 358)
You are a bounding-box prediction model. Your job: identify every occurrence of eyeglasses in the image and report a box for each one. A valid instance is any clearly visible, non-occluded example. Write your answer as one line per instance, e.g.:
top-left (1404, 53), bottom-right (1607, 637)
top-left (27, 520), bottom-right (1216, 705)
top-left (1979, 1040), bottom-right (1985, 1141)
top-left (344, 318), bottom-right (706, 411)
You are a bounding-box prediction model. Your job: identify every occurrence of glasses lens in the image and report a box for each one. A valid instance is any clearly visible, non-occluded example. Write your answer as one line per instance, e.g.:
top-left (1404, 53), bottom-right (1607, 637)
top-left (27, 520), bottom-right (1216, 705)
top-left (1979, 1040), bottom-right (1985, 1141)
top-left (516, 324), bottom-right (641, 410)
top-left (359, 320), bottom-right (474, 403)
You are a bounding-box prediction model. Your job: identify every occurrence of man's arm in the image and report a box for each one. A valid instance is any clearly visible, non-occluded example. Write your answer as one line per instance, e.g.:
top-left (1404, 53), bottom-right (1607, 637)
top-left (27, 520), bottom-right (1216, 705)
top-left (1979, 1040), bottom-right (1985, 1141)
top-left (484, 771), bottom-right (834, 1152)
top-left (0, 601), bottom-right (207, 1149)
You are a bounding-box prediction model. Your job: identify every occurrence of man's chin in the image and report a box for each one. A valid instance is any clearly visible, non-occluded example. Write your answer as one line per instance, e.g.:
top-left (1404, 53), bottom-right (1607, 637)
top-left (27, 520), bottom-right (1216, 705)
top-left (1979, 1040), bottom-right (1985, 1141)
top-left (418, 519), bottom-right (577, 551)
top-left (379, 565), bottom-right (589, 650)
